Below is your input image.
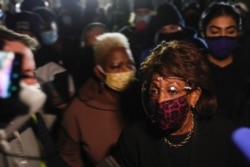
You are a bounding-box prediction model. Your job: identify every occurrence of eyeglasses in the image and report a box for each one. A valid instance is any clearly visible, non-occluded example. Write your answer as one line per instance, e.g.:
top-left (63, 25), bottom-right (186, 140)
top-left (144, 76), bottom-right (193, 101)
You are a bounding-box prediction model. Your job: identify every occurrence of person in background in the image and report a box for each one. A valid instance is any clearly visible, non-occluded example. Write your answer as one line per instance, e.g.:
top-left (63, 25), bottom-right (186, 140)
top-left (58, 32), bottom-right (141, 167)
top-left (0, 3), bottom-right (5, 25)
top-left (182, 1), bottom-right (202, 31)
top-left (56, 0), bottom-right (85, 73)
top-left (20, 0), bottom-right (47, 12)
top-left (33, 6), bottom-right (62, 66)
top-left (233, 2), bottom-right (250, 55)
top-left (72, 22), bottom-right (108, 91)
top-left (5, 8), bottom-right (75, 122)
top-left (111, 40), bottom-right (249, 167)
top-left (119, 0), bottom-right (155, 69)
top-left (140, 2), bottom-right (206, 63)
top-left (32, 6), bottom-right (75, 140)
top-left (82, 0), bottom-right (109, 29)
top-left (107, 0), bottom-right (131, 32)
top-left (0, 25), bottom-right (68, 167)
top-left (5, 10), bottom-right (44, 43)
top-left (199, 2), bottom-right (250, 122)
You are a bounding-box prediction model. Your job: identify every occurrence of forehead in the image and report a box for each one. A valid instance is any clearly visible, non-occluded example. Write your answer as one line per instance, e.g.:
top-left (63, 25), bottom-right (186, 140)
top-left (105, 47), bottom-right (133, 61)
top-left (207, 15), bottom-right (237, 27)
top-left (3, 40), bottom-right (33, 56)
top-left (151, 73), bottom-right (186, 85)
top-left (3, 40), bottom-right (35, 67)
top-left (85, 28), bottom-right (105, 39)
top-left (159, 25), bottom-right (182, 33)
top-left (135, 8), bottom-right (151, 15)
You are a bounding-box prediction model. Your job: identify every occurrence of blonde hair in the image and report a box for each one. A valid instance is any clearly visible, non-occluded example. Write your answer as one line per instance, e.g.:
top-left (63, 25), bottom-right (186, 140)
top-left (93, 32), bottom-right (130, 64)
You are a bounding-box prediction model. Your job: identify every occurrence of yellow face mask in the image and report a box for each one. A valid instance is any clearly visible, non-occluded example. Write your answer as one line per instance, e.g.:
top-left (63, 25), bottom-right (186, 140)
top-left (105, 70), bottom-right (135, 92)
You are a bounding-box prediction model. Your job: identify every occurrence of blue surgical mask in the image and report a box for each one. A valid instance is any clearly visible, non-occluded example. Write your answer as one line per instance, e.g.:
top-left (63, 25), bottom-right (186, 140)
top-left (41, 30), bottom-right (58, 45)
top-left (205, 36), bottom-right (238, 60)
top-left (0, 9), bottom-right (3, 18)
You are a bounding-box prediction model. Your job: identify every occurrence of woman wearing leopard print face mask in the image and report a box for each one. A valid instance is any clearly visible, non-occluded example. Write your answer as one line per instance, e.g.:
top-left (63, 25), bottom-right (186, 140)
top-left (110, 40), bottom-right (249, 167)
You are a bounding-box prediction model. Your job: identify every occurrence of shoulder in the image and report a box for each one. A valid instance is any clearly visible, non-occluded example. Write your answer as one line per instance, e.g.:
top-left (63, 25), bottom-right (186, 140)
top-left (196, 115), bottom-right (235, 138)
top-left (35, 62), bottom-right (68, 82)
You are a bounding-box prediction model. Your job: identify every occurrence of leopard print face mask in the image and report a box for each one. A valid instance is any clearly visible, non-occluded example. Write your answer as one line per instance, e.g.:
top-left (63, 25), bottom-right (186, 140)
top-left (155, 95), bottom-right (190, 131)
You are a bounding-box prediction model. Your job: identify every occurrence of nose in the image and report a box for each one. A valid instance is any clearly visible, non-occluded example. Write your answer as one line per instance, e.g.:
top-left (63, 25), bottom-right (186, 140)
top-left (220, 29), bottom-right (227, 36)
top-left (156, 90), bottom-right (169, 104)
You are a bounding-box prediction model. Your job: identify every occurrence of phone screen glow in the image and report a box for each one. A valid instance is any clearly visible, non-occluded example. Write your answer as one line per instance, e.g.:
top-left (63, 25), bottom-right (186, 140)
top-left (0, 52), bottom-right (15, 98)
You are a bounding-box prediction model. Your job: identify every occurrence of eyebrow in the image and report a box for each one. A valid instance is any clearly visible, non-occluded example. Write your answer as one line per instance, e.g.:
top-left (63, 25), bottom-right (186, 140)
top-left (151, 79), bottom-right (185, 86)
top-left (209, 25), bottom-right (238, 30)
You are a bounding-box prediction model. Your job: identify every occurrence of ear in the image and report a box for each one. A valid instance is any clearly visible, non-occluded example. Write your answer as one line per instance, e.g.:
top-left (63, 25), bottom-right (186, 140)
top-left (93, 65), bottom-right (106, 82)
top-left (188, 87), bottom-right (202, 107)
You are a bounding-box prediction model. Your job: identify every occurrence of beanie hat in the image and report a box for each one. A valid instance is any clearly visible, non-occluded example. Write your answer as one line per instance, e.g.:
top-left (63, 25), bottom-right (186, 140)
top-left (10, 11), bottom-right (44, 39)
top-left (134, 0), bottom-right (154, 11)
top-left (156, 3), bottom-right (185, 30)
top-left (33, 7), bottom-right (56, 22)
top-left (20, 0), bottom-right (46, 12)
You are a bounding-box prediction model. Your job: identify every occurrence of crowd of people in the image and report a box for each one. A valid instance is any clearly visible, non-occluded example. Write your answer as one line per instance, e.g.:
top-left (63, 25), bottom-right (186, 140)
top-left (0, 0), bottom-right (250, 167)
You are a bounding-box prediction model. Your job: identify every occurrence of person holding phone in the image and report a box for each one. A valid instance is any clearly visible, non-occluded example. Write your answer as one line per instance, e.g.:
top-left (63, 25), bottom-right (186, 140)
top-left (0, 25), bottom-right (69, 167)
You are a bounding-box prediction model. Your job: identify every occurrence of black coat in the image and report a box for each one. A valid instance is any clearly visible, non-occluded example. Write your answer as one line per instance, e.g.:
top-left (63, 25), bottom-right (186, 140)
top-left (113, 116), bottom-right (249, 167)
top-left (207, 46), bottom-right (250, 121)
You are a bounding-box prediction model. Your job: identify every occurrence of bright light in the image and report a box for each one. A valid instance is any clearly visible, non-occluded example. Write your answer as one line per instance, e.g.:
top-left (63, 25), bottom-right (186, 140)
top-left (15, 3), bottom-right (20, 13)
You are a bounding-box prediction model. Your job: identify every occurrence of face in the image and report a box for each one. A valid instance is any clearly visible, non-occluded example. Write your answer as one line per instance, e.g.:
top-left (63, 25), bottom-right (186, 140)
top-left (101, 47), bottom-right (135, 73)
top-left (159, 24), bottom-right (182, 34)
top-left (85, 28), bottom-right (105, 46)
top-left (135, 8), bottom-right (151, 17)
top-left (16, 30), bottom-right (36, 39)
top-left (149, 74), bottom-right (192, 104)
top-left (3, 41), bottom-right (37, 85)
top-left (205, 15), bottom-right (238, 37)
top-left (43, 21), bottom-right (58, 32)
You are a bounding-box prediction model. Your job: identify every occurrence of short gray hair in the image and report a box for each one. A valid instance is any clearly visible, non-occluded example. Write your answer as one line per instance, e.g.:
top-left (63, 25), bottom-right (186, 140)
top-left (93, 32), bottom-right (130, 64)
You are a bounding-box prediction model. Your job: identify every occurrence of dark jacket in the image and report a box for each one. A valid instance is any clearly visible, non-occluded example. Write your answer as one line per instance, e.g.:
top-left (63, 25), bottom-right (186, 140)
top-left (0, 112), bottom-right (69, 167)
top-left (113, 116), bottom-right (249, 167)
top-left (206, 46), bottom-right (250, 122)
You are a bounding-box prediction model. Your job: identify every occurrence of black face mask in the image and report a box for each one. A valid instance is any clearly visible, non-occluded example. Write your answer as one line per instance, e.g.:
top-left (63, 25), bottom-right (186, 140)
top-left (156, 31), bottom-right (185, 44)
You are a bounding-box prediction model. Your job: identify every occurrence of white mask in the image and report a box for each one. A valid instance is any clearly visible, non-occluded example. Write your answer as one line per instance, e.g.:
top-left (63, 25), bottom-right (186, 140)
top-left (135, 15), bottom-right (151, 24)
top-left (19, 82), bottom-right (47, 113)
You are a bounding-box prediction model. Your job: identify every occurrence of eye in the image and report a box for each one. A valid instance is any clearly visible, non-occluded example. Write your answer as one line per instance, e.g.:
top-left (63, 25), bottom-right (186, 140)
top-left (110, 65), bottom-right (120, 69)
top-left (127, 62), bottom-right (135, 70)
top-left (208, 27), bottom-right (220, 36)
top-left (210, 29), bottom-right (219, 35)
top-left (149, 88), bottom-right (159, 97)
top-left (167, 86), bottom-right (179, 95)
top-left (226, 28), bottom-right (237, 36)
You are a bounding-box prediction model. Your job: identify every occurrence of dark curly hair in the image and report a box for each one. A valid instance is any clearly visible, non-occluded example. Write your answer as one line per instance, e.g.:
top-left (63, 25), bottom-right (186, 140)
top-left (140, 40), bottom-right (217, 118)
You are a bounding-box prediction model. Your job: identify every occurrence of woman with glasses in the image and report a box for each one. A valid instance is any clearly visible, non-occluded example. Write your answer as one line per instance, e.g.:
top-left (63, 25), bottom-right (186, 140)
top-left (111, 40), bottom-right (249, 167)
